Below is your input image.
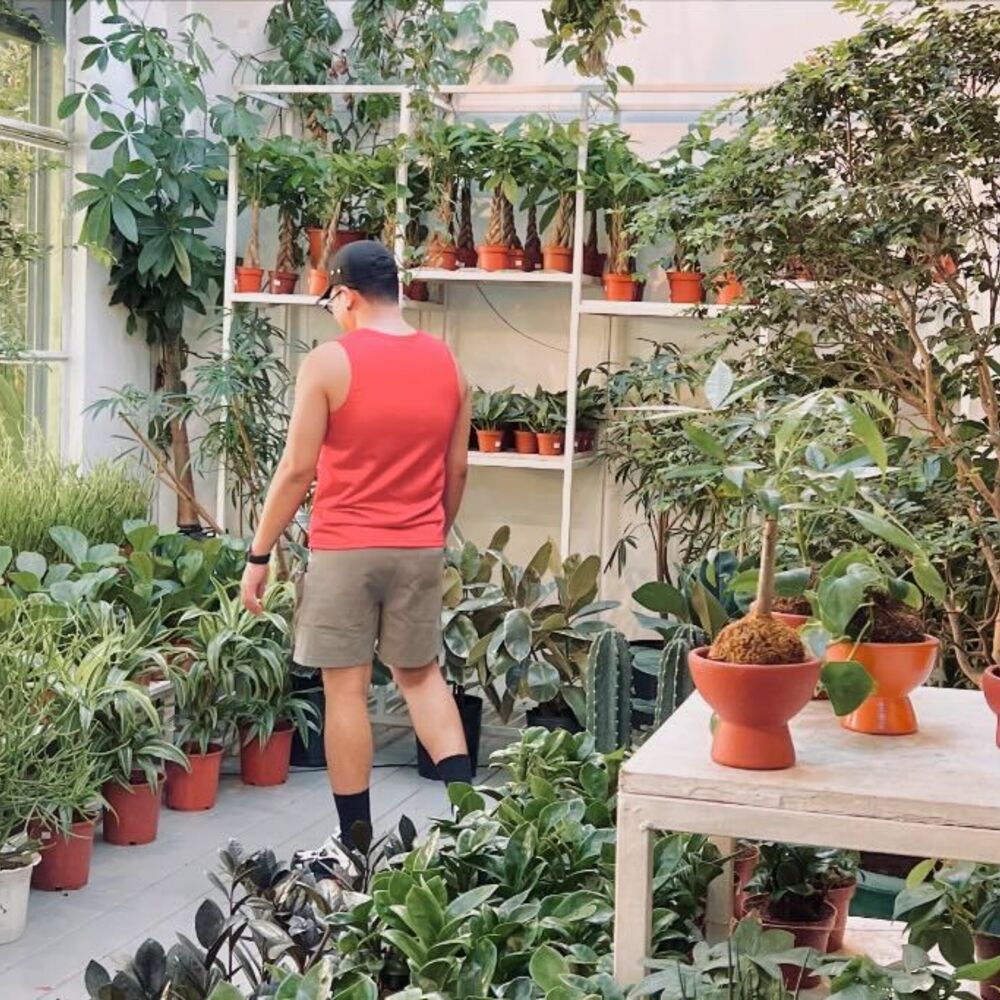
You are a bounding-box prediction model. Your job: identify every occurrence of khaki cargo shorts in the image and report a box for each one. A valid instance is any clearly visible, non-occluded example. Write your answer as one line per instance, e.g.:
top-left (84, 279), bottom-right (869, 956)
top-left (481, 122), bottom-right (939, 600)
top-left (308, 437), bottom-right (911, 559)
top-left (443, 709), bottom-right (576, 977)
top-left (293, 548), bottom-right (444, 670)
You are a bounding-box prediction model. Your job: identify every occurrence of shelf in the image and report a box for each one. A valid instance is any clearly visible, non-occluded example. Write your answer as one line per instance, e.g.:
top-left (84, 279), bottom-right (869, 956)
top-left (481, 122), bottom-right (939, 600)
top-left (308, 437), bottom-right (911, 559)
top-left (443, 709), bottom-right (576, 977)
top-left (469, 450), bottom-right (597, 471)
top-left (579, 298), bottom-right (742, 319)
top-left (411, 266), bottom-right (597, 286)
top-left (230, 292), bottom-right (443, 312)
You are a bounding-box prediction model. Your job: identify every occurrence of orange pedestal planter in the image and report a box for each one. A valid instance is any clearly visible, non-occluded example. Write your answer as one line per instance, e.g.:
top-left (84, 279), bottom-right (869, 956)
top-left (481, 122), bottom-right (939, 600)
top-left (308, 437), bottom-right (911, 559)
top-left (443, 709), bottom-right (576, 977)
top-left (688, 647), bottom-right (821, 770)
top-left (982, 664), bottom-right (1000, 748)
top-left (668, 270), bottom-right (705, 303)
top-left (240, 724), bottom-right (294, 787)
top-left (475, 429), bottom-right (504, 453)
top-left (604, 273), bottom-right (635, 301)
top-left (829, 636), bottom-right (939, 736)
top-left (542, 246), bottom-right (573, 273)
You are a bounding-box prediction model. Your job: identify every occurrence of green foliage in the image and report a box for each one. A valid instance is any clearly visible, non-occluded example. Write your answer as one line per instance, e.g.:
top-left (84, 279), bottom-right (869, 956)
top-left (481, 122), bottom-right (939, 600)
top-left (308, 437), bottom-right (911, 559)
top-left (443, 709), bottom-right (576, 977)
top-left (534, 388), bottom-right (569, 435)
top-left (585, 628), bottom-right (633, 752)
top-left (471, 387), bottom-right (515, 431)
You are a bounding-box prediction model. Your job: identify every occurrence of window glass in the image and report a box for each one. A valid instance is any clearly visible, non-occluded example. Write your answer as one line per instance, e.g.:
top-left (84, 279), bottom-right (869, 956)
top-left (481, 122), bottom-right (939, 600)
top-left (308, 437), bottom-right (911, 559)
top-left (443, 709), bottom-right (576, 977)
top-left (0, 0), bottom-right (65, 127)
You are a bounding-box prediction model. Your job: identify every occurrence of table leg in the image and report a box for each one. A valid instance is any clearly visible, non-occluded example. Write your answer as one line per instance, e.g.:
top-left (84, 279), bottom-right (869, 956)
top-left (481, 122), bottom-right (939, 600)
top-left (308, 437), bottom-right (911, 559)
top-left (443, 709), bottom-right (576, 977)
top-left (614, 793), bottom-right (654, 985)
top-left (705, 835), bottom-right (735, 943)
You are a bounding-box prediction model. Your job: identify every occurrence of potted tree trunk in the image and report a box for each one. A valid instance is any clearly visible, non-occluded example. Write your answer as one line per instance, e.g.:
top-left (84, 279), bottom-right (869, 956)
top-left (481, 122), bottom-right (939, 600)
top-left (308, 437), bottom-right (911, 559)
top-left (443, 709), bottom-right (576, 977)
top-left (478, 186), bottom-right (510, 272)
top-left (455, 179), bottom-right (478, 269)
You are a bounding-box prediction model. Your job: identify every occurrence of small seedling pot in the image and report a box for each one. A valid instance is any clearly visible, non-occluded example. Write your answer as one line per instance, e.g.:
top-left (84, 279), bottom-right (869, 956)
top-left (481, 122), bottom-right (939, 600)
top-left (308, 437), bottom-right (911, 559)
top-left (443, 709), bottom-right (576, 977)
top-left (604, 272), bottom-right (635, 301)
top-left (269, 269), bottom-right (298, 295)
top-left (542, 245), bottom-right (573, 273)
top-left (514, 430), bottom-right (538, 454)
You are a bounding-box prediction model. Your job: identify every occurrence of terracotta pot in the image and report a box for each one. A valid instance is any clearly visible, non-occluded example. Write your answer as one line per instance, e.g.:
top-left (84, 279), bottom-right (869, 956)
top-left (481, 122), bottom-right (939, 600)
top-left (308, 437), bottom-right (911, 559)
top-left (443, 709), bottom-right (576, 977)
top-left (537, 432), bottom-right (565, 457)
top-left (332, 230), bottom-right (364, 254)
top-left (476, 429), bottom-right (505, 453)
top-left (32, 817), bottom-right (97, 891)
top-left (632, 279), bottom-right (645, 302)
top-left (542, 245), bottom-right (573, 273)
top-left (404, 280), bottom-right (429, 302)
top-left (732, 843), bottom-right (760, 918)
top-left (975, 932), bottom-right (1000, 1000)
top-left (829, 636), bottom-right (940, 736)
top-left (514, 430), bottom-right (538, 454)
top-left (306, 227), bottom-right (325, 269)
top-left (716, 274), bottom-right (745, 305)
top-left (604, 272), bottom-right (635, 301)
top-left (688, 646), bottom-right (821, 770)
top-left (426, 243), bottom-right (458, 270)
top-left (269, 269), bottom-right (297, 295)
top-left (235, 266), bottom-right (264, 293)
top-left (772, 611), bottom-right (809, 630)
top-left (983, 665), bottom-right (1000, 749)
top-left (826, 878), bottom-right (858, 951)
top-left (477, 244), bottom-right (509, 272)
top-left (510, 247), bottom-right (525, 270)
top-left (102, 774), bottom-right (161, 846)
top-left (575, 428), bottom-right (596, 453)
top-left (754, 899), bottom-right (836, 990)
top-left (667, 270), bottom-right (706, 304)
top-left (165, 744), bottom-right (223, 811)
top-left (457, 246), bottom-right (478, 269)
top-left (240, 723), bottom-right (294, 787)
top-left (307, 268), bottom-right (329, 296)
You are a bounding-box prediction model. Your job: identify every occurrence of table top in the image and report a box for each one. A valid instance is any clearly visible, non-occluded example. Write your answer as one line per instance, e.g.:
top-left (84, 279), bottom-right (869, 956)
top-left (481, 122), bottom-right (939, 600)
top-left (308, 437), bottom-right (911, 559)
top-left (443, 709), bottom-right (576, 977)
top-left (622, 688), bottom-right (1000, 831)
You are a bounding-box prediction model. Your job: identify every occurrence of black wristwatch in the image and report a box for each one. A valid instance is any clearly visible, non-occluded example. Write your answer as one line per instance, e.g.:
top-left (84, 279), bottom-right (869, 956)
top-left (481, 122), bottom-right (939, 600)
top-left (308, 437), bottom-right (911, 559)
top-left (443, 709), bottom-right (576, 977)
top-left (247, 549), bottom-right (271, 565)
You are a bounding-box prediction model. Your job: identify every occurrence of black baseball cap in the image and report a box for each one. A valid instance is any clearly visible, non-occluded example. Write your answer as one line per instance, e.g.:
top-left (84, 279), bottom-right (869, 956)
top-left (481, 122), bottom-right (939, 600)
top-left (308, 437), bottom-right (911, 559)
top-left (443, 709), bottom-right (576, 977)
top-left (319, 240), bottom-right (399, 303)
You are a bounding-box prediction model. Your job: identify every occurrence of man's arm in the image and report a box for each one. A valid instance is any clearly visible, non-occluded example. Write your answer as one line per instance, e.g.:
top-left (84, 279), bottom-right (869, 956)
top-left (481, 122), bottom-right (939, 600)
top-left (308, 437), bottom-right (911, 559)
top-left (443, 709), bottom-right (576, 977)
top-left (444, 369), bottom-right (471, 536)
top-left (242, 348), bottom-right (333, 612)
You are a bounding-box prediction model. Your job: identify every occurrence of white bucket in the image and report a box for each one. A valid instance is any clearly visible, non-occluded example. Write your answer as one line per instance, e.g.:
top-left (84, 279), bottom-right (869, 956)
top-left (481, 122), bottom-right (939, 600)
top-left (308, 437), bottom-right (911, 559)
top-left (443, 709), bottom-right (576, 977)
top-left (0, 854), bottom-right (41, 944)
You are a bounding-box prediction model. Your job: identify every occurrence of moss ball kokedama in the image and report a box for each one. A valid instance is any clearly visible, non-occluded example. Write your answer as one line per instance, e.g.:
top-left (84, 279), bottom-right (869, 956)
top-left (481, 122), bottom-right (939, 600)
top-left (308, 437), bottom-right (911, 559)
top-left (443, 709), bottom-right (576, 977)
top-left (708, 611), bottom-right (806, 665)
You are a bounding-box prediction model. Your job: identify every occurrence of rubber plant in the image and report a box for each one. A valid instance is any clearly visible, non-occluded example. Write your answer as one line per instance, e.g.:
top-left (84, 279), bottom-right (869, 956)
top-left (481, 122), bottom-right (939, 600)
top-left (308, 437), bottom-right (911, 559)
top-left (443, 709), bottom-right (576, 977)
top-left (61, 7), bottom-right (261, 532)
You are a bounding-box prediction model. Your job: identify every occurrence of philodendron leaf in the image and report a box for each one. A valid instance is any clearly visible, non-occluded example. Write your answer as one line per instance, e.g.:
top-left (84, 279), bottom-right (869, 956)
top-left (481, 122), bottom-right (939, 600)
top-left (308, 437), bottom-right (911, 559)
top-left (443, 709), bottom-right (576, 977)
top-left (632, 581), bottom-right (688, 619)
top-left (847, 507), bottom-right (918, 555)
top-left (49, 525), bottom-right (90, 567)
top-left (820, 661), bottom-right (875, 717)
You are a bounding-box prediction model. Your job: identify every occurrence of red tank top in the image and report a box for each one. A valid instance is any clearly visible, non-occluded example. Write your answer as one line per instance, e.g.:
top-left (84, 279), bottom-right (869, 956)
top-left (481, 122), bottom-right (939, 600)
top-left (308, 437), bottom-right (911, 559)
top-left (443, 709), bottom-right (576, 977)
top-left (308, 328), bottom-right (461, 550)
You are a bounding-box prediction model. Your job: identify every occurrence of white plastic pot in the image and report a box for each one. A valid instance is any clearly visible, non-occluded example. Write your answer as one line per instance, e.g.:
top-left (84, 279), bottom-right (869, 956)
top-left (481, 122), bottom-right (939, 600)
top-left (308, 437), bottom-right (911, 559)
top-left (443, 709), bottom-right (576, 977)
top-left (0, 853), bottom-right (40, 944)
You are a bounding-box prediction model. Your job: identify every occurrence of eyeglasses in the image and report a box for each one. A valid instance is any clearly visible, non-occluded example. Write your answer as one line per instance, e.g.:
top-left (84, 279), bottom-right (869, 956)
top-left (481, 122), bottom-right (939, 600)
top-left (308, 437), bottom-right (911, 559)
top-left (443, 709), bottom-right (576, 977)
top-left (319, 287), bottom-right (346, 313)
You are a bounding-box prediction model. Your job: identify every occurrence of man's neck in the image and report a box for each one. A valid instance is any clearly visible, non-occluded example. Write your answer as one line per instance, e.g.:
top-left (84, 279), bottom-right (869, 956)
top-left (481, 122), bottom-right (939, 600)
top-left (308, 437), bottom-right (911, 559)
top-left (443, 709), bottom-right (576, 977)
top-left (353, 304), bottom-right (414, 335)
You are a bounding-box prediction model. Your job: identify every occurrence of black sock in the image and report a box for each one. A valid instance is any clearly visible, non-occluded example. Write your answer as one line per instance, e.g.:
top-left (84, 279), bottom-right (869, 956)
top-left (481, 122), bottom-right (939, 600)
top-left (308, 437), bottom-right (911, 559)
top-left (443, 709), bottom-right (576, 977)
top-left (334, 789), bottom-right (371, 847)
top-left (435, 754), bottom-right (473, 785)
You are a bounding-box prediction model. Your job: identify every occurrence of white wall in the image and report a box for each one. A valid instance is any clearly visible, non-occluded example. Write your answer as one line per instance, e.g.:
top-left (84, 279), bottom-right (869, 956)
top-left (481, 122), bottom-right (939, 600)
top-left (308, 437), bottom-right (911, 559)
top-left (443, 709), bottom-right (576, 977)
top-left (72, 1), bottom-right (864, 593)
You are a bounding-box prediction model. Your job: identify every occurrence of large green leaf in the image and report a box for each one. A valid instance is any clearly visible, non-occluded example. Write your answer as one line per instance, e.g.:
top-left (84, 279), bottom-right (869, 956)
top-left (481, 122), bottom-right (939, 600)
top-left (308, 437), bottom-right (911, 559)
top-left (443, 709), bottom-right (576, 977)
top-left (820, 660), bottom-right (875, 716)
top-left (530, 945), bottom-right (570, 993)
top-left (817, 574), bottom-right (866, 637)
top-left (15, 551), bottom-right (46, 579)
top-left (847, 508), bottom-right (919, 555)
top-left (842, 400), bottom-right (888, 471)
top-left (503, 609), bottom-right (533, 661)
top-left (49, 525), bottom-right (89, 567)
top-left (632, 581), bottom-right (688, 619)
top-left (683, 423), bottom-right (726, 461)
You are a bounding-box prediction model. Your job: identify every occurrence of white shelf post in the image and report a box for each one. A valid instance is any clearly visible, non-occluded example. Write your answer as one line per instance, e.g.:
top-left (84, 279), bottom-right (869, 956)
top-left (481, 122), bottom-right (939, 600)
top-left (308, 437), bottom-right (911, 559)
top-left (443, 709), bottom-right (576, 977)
top-left (217, 142), bottom-right (240, 532)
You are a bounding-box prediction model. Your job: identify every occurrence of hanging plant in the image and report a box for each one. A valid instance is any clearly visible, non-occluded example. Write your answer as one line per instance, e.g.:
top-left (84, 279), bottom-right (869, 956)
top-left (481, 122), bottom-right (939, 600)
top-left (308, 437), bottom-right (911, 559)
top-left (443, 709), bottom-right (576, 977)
top-left (536, 0), bottom-right (643, 95)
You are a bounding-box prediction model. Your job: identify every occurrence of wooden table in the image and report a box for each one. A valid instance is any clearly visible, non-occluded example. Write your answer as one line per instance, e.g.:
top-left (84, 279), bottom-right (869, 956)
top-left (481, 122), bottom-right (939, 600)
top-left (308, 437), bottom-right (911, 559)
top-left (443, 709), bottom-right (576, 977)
top-left (613, 687), bottom-right (1000, 984)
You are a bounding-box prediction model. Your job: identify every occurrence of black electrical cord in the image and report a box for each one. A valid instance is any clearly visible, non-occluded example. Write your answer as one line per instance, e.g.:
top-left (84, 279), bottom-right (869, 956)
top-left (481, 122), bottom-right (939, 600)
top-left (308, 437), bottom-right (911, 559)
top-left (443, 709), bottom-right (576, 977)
top-left (475, 284), bottom-right (568, 355)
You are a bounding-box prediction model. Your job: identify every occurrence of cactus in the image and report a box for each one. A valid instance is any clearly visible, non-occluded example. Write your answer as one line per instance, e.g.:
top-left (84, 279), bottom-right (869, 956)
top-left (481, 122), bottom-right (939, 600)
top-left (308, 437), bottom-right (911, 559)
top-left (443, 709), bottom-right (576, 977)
top-left (654, 627), bottom-right (699, 728)
top-left (586, 628), bottom-right (633, 752)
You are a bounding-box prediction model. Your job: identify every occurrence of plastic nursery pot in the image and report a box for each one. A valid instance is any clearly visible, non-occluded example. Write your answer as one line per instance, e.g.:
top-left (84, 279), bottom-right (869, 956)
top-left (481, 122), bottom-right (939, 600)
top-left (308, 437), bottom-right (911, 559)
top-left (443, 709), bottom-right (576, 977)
top-left (752, 899), bottom-right (836, 990)
top-left (542, 245), bottom-right (573, 273)
top-left (716, 274), bottom-right (745, 305)
top-left (269, 269), bottom-right (298, 295)
top-left (604, 272), bottom-right (635, 301)
top-left (306, 227), bottom-right (325, 269)
top-left (828, 636), bottom-right (939, 736)
top-left (404, 280), bottom-right (429, 302)
top-left (583, 248), bottom-right (605, 278)
top-left (688, 646), bottom-right (821, 770)
top-left (575, 429), bottom-right (596, 453)
top-left (456, 245), bottom-right (478, 269)
top-left (165, 744), bottom-right (223, 811)
top-left (235, 266), bottom-right (264, 293)
top-left (514, 429), bottom-right (538, 454)
top-left (426, 244), bottom-right (458, 271)
top-left (974, 932), bottom-right (1000, 1000)
top-left (632, 279), bottom-right (645, 302)
top-left (307, 268), bottom-right (329, 296)
top-left (510, 247), bottom-right (525, 270)
top-left (477, 244), bottom-right (509, 272)
top-left (983, 665), bottom-right (1000, 749)
top-left (537, 432), bottom-right (565, 457)
top-left (667, 270), bottom-right (706, 304)
top-left (290, 670), bottom-right (326, 769)
top-left (102, 773), bottom-right (161, 846)
top-left (476, 429), bottom-right (505, 453)
top-left (32, 816), bottom-right (97, 892)
top-left (732, 842), bottom-right (760, 919)
top-left (525, 705), bottom-right (583, 733)
top-left (826, 877), bottom-right (858, 952)
top-left (416, 692), bottom-right (483, 780)
top-left (240, 723), bottom-right (294, 787)
top-left (0, 853), bottom-right (40, 943)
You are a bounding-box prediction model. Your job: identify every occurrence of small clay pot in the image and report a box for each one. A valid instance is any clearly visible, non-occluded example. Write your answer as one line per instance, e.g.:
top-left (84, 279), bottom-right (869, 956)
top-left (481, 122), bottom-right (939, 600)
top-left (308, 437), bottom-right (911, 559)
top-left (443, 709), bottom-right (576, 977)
top-left (631, 278), bottom-right (645, 302)
top-left (269, 269), bottom-right (298, 295)
top-left (716, 273), bottom-right (745, 305)
top-left (426, 244), bottom-right (458, 270)
top-left (537, 432), bottom-right (565, 457)
top-left (240, 723), bottom-right (294, 787)
top-left (457, 246), bottom-right (478, 269)
top-left (542, 246), bottom-right (573, 273)
top-left (829, 636), bottom-right (939, 736)
top-left (510, 247), bottom-right (525, 270)
top-left (308, 268), bottom-right (329, 296)
top-left (933, 254), bottom-right (958, 283)
top-left (476, 429), bottom-right (505, 453)
top-left (165, 744), bottom-right (223, 812)
top-left (583, 248), bottom-right (605, 278)
top-left (974, 931), bottom-right (1000, 1000)
top-left (604, 272), bottom-right (635, 301)
top-left (514, 430), bottom-right (538, 454)
top-left (752, 899), bottom-right (836, 990)
top-left (477, 245), bottom-right (509, 272)
top-left (667, 270), bottom-right (705, 304)
top-left (235, 266), bottom-right (264, 293)
top-left (983, 665), bottom-right (1000, 749)
top-left (688, 646), bottom-right (821, 770)
top-left (826, 878), bottom-right (858, 952)
top-left (575, 428), bottom-right (596, 453)
top-left (332, 230), bottom-right (365, 254)
top-left (404, 280), bottom-right (429, 302)
top-left (102, 774), bottom-right (161, 847)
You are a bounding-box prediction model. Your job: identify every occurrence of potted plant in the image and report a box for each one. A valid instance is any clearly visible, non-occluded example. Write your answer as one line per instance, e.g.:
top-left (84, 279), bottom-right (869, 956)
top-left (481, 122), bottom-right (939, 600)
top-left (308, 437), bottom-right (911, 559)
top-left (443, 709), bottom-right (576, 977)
top-left (575, 369), bottom-right (606, 452)
top-left (896, 860), bottom-right (1000, 999)
top-left (235, 141), bottom-right (267, 292)
top-left (414, 120), bottom-right (470, 271)
top-left (806, 542), bottom-right (944, 736)
top-left (260, 136), bottom-right (318, 294)
top-left (585, 124), bottom-right (661, 300)
top-left (533, 388), bottom-right (568, 457)
top-left (476, 126), bottom-right (521, 271)
top-left (510, 391), bottom-right (539, 454)
top-left (537, 120), bottom-right (581, 273)
top-left (745, 843), bottom-right (839, 989)
top-left (471, 387), bottom-right (514, 453)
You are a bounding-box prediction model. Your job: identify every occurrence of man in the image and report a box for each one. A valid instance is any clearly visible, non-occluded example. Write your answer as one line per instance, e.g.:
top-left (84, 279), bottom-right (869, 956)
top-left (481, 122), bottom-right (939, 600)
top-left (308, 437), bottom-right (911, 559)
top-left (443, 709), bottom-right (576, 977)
top-left (241, 240), bottom-right (472, 843)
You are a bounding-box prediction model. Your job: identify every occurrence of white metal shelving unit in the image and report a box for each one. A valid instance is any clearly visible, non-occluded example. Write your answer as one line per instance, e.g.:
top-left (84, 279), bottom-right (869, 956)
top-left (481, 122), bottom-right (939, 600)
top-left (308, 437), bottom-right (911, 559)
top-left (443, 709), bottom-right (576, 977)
top-left (219, 82), bottom-right (744, 554)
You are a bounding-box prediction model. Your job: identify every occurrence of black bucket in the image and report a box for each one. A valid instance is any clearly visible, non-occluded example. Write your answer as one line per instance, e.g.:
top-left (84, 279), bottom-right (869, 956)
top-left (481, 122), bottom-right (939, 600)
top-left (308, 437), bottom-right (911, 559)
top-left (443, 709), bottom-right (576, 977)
top-left (416, 692), bottom-right (483, 780)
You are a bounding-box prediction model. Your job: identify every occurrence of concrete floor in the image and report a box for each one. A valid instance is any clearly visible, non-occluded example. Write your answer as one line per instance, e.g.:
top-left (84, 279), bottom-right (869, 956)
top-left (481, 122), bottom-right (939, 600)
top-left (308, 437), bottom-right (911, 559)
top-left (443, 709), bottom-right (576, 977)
top-left (0, 725), bottom-right (910, 1000)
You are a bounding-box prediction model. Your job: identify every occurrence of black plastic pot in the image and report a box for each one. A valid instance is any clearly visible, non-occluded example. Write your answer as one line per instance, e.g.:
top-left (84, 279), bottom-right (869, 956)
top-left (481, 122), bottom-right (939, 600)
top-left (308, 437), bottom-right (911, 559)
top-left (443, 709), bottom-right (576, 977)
top-left (416, 692), bottom-right (483, 780)
top-left (525, 705), bottom-right (584, 733)
top-left (289, 669), bottom-right (326, 769)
